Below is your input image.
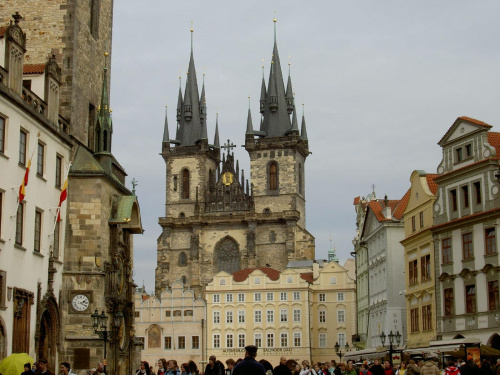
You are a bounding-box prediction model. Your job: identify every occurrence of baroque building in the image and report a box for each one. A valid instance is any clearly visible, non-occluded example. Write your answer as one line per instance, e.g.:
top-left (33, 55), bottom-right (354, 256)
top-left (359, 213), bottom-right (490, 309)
top-left (401, 171), bottom-right (438, 349)
top-left (357, 191), bottom-right (409, 349)
top-left (432, 116), bottom-right (500, 344)
top-left (0, 16), bottom-right (71, 362)
top-left (156, 21), bottom-right (314, 296)
top-left (134, 282), bottom-right (206, 368)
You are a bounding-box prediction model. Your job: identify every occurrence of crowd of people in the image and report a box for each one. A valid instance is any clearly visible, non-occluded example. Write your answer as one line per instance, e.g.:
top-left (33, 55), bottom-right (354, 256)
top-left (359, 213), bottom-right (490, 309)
top-left (137, 355), bottom-right (500, 375)
top-left (5, 351), bottom-right (500, 375)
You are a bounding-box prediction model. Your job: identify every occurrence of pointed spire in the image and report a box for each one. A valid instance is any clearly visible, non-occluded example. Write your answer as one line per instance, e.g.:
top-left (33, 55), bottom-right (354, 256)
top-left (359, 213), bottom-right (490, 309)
top-left (214, 113), bottom-right (220, 148)
top-left (246, 97), bottom-right (254, 135)
top-left (199, 73), bottom-right (206, 122)
top-left (290, 104), bottom-right (299, 134)
top-left (95, 50), bottom-right (113, 153)
top-left (163, 105), bottom-right (170, 143)
top-left (183, 70), bottom-right (192, 121)
top-left (176, 77), bottom-right (183, 123)
top-left (285, 63), bottom-right (294, 115)
top-left (236, 160), bottom-right (239, 181)
top-left (260, 72), bottom-right (267, 115)
top-left (301, 104), bottom-right (308, 140)
top-left (241, 169), bottom-right (245, 187)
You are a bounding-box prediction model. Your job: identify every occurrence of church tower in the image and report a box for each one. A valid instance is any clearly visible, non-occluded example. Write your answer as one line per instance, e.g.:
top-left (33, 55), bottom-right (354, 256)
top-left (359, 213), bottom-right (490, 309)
top-left (245, 18), bottom-right (309, 229)
top-left (156, 23), bottom-right (314, 297)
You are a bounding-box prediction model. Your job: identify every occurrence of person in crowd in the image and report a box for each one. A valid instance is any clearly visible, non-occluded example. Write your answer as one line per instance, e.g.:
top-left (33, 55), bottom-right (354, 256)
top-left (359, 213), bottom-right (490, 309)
top-left (480, 361), bottom-right (492, 375)
top-left (313, 364), bottom-right (325, 375)
top-left (136, 361), bottom-right (151, 375)
top-left (36, 358), bottom-right (55, 375)
top-left (383, 361), bottom-right (394, 375)
top-left (396, 362), bottom-right (407, 375)
top-left (158, 360), bottom-right (169, 375)
top-left (235, 359), bottom-right (243, 366)
top-left (180, 363), bottom-right (189, 375)
top-left (22, 363), bottom-right (33, 375)
top-left (259, 360), bottom-right (273, 374)
top-left (406, 361), bottom-right (420, 375)
top-left (444, 360), bottom-right (460, 375)
top-left (59, 362), bottom-right (76, 375)
top-left (369, 359), bottom-right (385, 375)
top-left (419, 360), bottom-right (439, 375)
top-left (225, 360), bottom-right (235, 375)
top-left (275, 357), bottom-right (291, 375)
top-left (301, 361), bottom-right (313, 375)
top-left (232, 345), bottom-right (266, 375)
top-left (188, 361), bottom-right (199, 375)
top-left (205, 356), bottom-right (224, 375)
top-left (294, 364), bottom-right (303, 375)
top-left (359, 363), bottom-right (369, 375)
top-left (345, 363), bottom-right (357, 375)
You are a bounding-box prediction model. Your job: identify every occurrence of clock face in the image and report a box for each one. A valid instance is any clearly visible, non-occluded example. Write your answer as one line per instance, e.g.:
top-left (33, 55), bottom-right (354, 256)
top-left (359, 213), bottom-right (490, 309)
top-left (72, 294), bottom-right (90, 312)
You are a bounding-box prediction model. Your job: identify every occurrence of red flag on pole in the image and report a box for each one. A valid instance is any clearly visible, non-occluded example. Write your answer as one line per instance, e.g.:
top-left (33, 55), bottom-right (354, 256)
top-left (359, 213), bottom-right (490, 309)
top-left (18, 159), bottom-right (31, 202)
top-left (57, 179), bottom-right (68, 222)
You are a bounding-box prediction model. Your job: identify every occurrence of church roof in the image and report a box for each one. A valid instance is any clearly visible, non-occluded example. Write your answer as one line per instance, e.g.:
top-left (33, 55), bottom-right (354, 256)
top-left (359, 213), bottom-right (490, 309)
top-left (232, 267), bottom-right (280, 282)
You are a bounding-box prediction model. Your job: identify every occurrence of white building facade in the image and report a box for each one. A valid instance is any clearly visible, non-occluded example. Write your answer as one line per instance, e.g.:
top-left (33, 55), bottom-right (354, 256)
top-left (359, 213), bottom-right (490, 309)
top-left (0, 17), bottom-right (72, 362)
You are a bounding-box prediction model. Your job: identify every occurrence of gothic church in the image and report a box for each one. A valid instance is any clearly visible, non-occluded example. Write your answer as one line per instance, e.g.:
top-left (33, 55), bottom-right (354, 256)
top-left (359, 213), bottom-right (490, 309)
top-left (156, 21), bottom-right (315, 296)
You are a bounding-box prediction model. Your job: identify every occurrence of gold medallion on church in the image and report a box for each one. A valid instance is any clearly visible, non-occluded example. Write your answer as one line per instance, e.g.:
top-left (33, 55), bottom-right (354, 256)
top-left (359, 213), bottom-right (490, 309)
top-left (222, 172), bottom-right (234, 186)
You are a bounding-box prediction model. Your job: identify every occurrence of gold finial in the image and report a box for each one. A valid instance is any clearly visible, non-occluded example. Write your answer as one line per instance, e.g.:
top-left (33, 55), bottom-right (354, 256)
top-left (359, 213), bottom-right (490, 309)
top-left (110, 108), bottom-right (112, 113)
top-left (97, 105), bottom-right (101, 111)
top-left (273, 10), bottom-right (277, 22)
top-left (190, 20), bottom-right (194, 32)
top-left (104, 52), bottom-right (108, 57)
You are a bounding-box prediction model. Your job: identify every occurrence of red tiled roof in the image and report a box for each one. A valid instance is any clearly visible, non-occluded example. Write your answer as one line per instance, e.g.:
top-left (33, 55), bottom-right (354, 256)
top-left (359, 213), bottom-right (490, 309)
top-left (0, 27), bottom-right (7, 37)
top-left (300, 272), bottom-right (314, 283)
top-left (142, 295), bottom-right (149, 301)
top-left (353, 196), bottom-right (360, 205)
top-left (232, 267), bottom-right (280, 282)
top-left (439, 116), bottom-right (493, 145)
top-left (425, 174), bottom-right (439, 195)
top-left (393, 188), bottom-right (410, 220)
top-left (366, 189), bottom-right (410, 222)
top-left (23, 64), bottom-right (45, 74)
top-left (458, 116), bottom-right (492, 128)
top-left (488, 132), bottom-right (500, 156)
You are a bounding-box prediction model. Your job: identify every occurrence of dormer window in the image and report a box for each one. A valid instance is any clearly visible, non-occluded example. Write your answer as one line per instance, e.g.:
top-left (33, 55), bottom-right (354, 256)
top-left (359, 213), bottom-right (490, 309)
top-left (465, 144), bottom-right (472, 158)
top-left (455, 143), bottom-right (473, 163)
top-left (456, 148), bottom-right (463, 162)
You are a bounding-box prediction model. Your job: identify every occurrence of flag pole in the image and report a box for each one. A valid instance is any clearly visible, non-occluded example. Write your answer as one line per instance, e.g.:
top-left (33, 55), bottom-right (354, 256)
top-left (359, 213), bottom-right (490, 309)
top-left (9, 132), bottom-right (40, 241)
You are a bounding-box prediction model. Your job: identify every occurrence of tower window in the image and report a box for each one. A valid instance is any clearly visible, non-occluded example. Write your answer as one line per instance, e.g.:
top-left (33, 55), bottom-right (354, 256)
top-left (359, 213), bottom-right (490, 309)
top-left (179, 252), bottom-right (187, 266)
top-left (103, 130), bottom-right (108, 151)
top-left (90, 0), bottom-right (100, 39)
top-left (182, 169), bottom-right (190, 199)
top-left (269, 162), bottom-right (278, 191)
top-left (298, 163), bottom-right (303, 195)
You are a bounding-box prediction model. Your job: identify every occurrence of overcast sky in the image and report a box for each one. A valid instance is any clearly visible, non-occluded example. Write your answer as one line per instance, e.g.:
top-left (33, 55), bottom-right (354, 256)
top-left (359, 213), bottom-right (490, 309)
top-left (108, 1), bottom-right (500, 293)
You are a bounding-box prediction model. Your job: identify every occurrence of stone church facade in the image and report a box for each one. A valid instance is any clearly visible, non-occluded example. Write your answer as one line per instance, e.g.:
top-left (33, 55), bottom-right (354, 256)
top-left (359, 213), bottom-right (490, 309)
top-left (156, 23), bottom-right (315, 296)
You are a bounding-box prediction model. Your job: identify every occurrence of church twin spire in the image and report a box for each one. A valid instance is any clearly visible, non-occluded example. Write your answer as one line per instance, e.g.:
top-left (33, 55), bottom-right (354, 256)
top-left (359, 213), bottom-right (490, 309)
top-left (249, 18), bottom-right (308, 140)
top-left (95, 51), bottom-right (113, 154)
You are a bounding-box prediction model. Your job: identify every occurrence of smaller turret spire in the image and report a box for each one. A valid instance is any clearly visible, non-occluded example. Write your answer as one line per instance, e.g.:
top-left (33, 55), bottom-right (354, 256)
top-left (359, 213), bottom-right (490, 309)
top-left (259, 72), bottom-right (267, 115)
top-left (246, 97), bottom-right (254, 134)
top-left (214, 113), bottom-right (220, 149)
top-left (301, 103), bottom-right (308, 140)
top-left (285, 64), bottom-right (294, 115)
top-left (199, 73), bottom-right (206, 123)
top-left (163, 105), bottom-right (169, 143)
top-left (290, 104), bottom-right (299, 135)
top-left (95, 50), bottom-right (112, 153)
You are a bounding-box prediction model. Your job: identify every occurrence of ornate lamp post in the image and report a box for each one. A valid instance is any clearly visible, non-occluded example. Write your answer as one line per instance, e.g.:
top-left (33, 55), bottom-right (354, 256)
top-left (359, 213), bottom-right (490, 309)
top-left (380, 330), bottom-right (401, 367)
top-left (334, 342), bottom-right (350, 363)
top-left (91, 309), bottom-right (123, 373)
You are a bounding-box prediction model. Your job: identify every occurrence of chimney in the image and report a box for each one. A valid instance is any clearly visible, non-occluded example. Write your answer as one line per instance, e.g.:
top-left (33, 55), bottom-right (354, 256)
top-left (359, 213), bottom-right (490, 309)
top-left (44, 54), bottom-right (61, 124)
top-left (313, 260), bottom-right (319, 280)
top-left (5, 12), bottom-right (26, 95)
top-left (384, 195), bottom-right (392, 219)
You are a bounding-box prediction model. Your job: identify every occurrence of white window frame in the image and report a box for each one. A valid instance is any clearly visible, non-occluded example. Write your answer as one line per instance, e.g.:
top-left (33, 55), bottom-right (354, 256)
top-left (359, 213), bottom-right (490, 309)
top-left (280, 292), bottom-right (287, 301)
top-left (255, 310), bottom-right (262, 323)
top-left (319, 293), bottom-right (326, 302)
top-left (280, 309), bottom-right (288, 322)
top-left (254, 333), bottom-right (262, 348)
top-left (213, 311), bottom-right (220, 324)
top-left (254, 292), bottom-right (262, 302)
top-left (293, 291), bottom-right (300, 301)
top-left (226, 333), bottom-right (233, 348)
top-left (238, 310), bottom-right (245, 323)
top-left (319, 333), bottom-right (327, 348)
top-left (293, 309), bottom-right (301, 322)
top-left (337, 310), bottom-right (345, 323)
top-left (238, 333), bottom-right (245, 348)
top-left (267, 333), bottom-right (274, 348)
top-left (266, 292), bottom-right (274, 301)
top-left (213, 334), bottom-right (220, 348)
top-left (238, 293), bottom-right (245, 302)
top-left (266, 309), bottom-right (274, 323)
top-left (337, 292), bottom-right (345, 301)
top-left (213, 294), bottom-right (220, 303)
top-left (280, 332), bottom-right (288, 347)
top-left (226, 293), bottom-right (233, 303)
top-left (319, 310), bottom-right (326, 323)
top-left (226, 310), bottom-right (233, 323)
top-left (293, 332), bottom-right (301, 347)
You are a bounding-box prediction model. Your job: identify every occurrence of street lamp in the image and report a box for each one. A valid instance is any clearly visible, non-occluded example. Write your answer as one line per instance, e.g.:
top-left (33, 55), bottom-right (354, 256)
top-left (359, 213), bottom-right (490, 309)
top-left (334, 342), bottom-right (350, 363)
top-left (380, 330), bottom-right (401, 367)
top-left (91, 309), bottom-right (123, 373)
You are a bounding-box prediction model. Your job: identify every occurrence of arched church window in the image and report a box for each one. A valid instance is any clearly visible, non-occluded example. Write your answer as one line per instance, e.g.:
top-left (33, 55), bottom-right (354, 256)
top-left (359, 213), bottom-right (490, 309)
top-left (182, 169), bottom-right (190, 199)
top-left (179, 212), bottom-right (185, 218)
top-left (263, 208), bottom-right (271, 214)
top-left (269, 162), bottom-right (278, 190)
top-left (179, 252), bottom-right (187, 267)
top-left (214, 237), bottom-right (240, 274)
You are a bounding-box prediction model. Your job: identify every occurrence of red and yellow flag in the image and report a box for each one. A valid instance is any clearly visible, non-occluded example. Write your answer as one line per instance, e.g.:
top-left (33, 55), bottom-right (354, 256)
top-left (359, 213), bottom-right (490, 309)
top-left (57, 179), bottom-right (68, 222)
top-left (18, 159), bottom-right (31, 202)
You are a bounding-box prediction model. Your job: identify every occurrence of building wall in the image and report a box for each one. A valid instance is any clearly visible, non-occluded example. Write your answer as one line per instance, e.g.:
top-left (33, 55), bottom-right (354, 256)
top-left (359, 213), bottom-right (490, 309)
top-left (205, 269), bottom-right (312, 366)
top-left (134, 282), bottom-right (206, 369)
top-left (0, 60), bottom-right (72, 362)
top-left (433, 118), bottom-right (500, 344)
top-left (402, 171), bottom-right (437, 349)
top-left (309, 262), bottom-right (356, 363)
top-left (1, 1), bottom-right (114, 146)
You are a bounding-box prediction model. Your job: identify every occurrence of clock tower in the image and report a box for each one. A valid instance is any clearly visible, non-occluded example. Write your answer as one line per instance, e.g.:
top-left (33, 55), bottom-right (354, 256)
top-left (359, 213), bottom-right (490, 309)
top-left (60, 56), bottom-right (143, 375)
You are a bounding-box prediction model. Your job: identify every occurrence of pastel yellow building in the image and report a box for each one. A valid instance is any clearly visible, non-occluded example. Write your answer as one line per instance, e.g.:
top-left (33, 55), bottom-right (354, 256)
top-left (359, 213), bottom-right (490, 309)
top-left (401, 171), bottom-right (438, 349)
top-left (205, 261), bottom-right (356, 366)
top-left (134, 281), bottom-right (207, 368)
